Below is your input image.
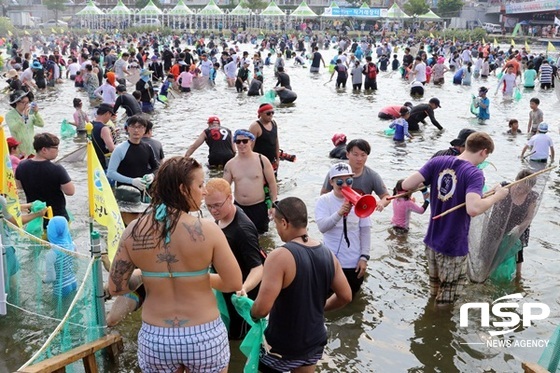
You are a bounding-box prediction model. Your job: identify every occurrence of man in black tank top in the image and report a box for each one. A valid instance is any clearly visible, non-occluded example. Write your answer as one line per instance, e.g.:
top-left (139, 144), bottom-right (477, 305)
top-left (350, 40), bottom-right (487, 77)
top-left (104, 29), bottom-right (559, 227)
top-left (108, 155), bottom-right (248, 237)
top-left (184, 116), bottom-right (235, 168)
top-left (251, 197), bottom-right (351, 373)
top-left (249, 103), bottom-right (280, 175)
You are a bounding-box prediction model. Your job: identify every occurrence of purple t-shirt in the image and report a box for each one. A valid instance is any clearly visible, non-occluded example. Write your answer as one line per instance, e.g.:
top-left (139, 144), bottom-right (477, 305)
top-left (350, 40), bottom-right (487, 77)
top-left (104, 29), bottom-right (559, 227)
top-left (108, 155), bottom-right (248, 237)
top-left (419, 156), bottom-right (484, 257)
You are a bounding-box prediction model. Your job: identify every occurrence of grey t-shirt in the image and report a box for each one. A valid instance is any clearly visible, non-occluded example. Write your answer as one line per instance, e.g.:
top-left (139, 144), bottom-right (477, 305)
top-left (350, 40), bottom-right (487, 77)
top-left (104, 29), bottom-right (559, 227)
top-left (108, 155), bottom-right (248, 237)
top-left (322, 165), bottom-right (388, 197)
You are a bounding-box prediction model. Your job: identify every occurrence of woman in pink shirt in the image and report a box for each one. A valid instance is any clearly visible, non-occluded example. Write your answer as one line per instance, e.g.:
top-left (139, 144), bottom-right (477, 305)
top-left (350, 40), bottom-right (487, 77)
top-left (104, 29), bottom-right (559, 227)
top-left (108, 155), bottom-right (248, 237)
top-left (7, 137), bottom-right (23, 172)
top-left (178, 67), bottom-right (193, 93)
top-left (391, 180), bottom-right (429, 234)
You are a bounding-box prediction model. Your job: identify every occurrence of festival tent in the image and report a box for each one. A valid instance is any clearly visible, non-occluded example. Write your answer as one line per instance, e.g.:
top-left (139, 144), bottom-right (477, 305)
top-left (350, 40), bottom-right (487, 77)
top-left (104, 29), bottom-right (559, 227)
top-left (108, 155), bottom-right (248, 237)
top-left (416, 9), bottom-right (441, 21)
top-left (167, 0), bottom-right (194, 29)
top-left (76, 0), bottom-right (105, 29)
top-left (260, 1), bottom-right (286, 16)
top-left (359, 2), bottom-right (370, 9)
top-left (385, 3), bottom-right (411, 19)
top-left (168, 0), bottom-right (194, 16)
top-left (138, 0), bottom-right (163, 16)
top-left (290, 1), bottom-right (318, 18)
top-left (229, 1), bottom-right (252, 16)
top-left (198, 0), bottom-right (224, 15)
top-left (76, 0), bottom-right (104, 16)
top-left (197, 0), bottom-right (224, 31)
top-left (108, 0), bottom-right (133, 16)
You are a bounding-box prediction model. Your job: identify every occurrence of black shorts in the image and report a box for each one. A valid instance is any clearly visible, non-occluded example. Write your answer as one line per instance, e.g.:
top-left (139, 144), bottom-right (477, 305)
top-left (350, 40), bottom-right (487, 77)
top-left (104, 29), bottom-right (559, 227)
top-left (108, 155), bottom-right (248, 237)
top-left (342, 267), bottom-right (365, 294)
top-left (235, 200), bottom-right (269, 234)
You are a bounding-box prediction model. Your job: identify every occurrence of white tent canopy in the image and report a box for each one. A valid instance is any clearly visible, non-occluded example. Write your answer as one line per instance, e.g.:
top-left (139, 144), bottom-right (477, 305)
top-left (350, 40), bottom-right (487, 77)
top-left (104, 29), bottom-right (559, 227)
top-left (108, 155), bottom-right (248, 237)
top-left (198, 0), bottom-right (224, 15)
top-left (385, 3), bottom-right (411, 19)
top-left (261, 1), bottom-right (285, 16)
top-left (290, 1), bottom-right (317, 18)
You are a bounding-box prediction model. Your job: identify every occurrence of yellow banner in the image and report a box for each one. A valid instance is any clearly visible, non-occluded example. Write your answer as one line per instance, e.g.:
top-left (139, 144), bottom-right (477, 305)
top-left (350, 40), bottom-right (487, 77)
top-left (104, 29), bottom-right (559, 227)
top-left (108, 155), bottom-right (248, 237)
top-left (87, 141), bottom-right (124, 262)
top-left (548, 41), bottom-right (556, 52)
top-left (493, 38), bottom-right (498, 48)
top-left (0, 120), bottom-right (22, 226)
top-left (525, 40), bottom-right (531, 52)
top-left (511, 39), bottom-right (515, 47)
top-left (430, 32), bottom-right (435, 38)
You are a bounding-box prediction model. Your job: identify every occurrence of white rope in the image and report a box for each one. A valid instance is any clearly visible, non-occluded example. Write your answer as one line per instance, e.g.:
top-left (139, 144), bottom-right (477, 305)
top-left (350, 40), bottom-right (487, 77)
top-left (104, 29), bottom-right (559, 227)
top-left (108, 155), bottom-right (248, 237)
top-left (6, 302), bottom-right (106, 330)
top-left (18, 257), bottom-right (97, 370)
top-left (3, 219), bottom-right (90, 259)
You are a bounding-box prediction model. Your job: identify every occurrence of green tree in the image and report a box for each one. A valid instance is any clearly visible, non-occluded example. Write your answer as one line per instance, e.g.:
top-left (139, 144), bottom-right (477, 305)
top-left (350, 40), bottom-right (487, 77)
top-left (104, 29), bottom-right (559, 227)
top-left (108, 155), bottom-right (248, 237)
top-left (436, 0), bottom-right (464, 17)
top-left (136, 0), bottom-right (162, 9)
top-left (43, 0), bottom-right (66, 21)
top-left (403, 0), bottom-right (429, 16)
top-left (244, 0), bottom-right (268, 10)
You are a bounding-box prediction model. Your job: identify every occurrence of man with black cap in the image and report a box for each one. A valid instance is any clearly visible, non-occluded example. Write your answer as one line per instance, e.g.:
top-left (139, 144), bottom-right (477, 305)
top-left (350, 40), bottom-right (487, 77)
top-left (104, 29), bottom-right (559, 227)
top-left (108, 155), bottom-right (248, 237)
top-left (91, 103), bottom-right (117, 170)
top-left (407, 98), bottom-right (443, 131)
top-left (432, 128), bottom-right (476, 158)
top-left (114, 85), bottom-right (142, 118)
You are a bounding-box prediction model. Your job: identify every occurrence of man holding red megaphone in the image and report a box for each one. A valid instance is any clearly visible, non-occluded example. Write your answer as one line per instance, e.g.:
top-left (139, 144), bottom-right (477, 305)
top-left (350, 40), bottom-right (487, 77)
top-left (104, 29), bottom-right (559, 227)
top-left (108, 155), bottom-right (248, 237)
top-left (315, 163), bottom-right (374, 295)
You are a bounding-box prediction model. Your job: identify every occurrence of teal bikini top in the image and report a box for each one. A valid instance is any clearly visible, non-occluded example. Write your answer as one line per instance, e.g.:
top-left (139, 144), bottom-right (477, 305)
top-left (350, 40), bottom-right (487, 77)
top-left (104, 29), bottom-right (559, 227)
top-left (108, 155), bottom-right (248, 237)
top-left (142, 267), bottom-right (209, 278)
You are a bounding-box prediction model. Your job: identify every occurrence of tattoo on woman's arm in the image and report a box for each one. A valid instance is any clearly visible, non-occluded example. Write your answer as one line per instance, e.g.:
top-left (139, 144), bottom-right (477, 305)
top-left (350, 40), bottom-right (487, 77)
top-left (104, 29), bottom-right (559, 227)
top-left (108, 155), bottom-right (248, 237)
top-left (111, 259), bottom-right (135, 293)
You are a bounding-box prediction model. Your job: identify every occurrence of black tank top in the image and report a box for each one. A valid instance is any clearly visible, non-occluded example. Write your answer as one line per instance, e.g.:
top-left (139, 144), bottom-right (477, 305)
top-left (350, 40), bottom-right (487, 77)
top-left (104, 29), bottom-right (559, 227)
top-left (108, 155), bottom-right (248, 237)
top-left (252, 120), bottom-right (277, 165)
top-left (204, 126), bottom-right (235, 166)
top-left (264, 241), bottom-right (334, 359)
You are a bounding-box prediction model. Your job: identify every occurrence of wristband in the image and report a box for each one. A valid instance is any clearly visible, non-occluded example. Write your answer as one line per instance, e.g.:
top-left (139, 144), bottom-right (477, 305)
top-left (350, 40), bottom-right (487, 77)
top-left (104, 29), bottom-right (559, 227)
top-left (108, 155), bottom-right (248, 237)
top-left (360, 254), bottom-right (370, 261)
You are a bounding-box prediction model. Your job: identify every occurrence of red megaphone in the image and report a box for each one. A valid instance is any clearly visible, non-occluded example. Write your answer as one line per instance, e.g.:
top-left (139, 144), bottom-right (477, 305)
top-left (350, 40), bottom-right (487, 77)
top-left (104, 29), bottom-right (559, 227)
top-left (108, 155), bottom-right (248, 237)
top-left (341, 186), bottom-right (377, 218)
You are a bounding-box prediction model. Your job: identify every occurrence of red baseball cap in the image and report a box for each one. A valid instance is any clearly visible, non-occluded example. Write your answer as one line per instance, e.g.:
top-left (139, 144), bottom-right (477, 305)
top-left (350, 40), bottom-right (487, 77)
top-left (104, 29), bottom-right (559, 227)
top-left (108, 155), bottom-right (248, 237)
top-left (207, 116), bottom-right (220, 125)
top-left (7, 137), bottom-right (20, 148)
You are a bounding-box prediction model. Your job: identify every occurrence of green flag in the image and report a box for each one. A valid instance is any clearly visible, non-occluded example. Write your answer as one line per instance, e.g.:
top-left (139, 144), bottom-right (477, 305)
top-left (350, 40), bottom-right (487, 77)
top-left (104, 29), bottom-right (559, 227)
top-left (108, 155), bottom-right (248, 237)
top-left (511, 23), bottom-right (521, 37)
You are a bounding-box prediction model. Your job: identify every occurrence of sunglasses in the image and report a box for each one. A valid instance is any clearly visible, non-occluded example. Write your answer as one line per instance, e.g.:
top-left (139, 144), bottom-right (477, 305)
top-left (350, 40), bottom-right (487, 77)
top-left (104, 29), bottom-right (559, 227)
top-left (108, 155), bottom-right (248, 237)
top-left (235, 139), bottom-right (250, 144)
top-left (335, 178), bottom-right (353, 187)
top-left (273, 200), bottom-right (289, 224)
top-left (265, 111), bottom-right (274, 116)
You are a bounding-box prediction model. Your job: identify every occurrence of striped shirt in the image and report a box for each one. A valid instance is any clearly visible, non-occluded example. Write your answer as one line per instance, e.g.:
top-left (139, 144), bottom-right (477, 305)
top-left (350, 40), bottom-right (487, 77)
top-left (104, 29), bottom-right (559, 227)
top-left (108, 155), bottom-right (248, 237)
top-left (539, 64), bottom-right (553, 84)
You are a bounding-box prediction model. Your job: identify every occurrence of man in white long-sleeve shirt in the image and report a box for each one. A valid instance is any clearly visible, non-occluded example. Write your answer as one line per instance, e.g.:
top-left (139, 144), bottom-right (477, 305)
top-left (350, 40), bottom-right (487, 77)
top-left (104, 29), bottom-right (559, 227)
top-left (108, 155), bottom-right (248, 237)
top-left (315, 162), bottom-right (372, 295)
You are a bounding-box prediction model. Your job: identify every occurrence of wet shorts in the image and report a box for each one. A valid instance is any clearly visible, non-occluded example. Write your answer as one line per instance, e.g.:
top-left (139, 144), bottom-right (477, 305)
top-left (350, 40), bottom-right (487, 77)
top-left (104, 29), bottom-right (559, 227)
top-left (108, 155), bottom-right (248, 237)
top-left (259, 344), bottom-right (323, 373)
top-left (425, 246), bottom-right (468, 305)
top-left (235, 200), bottom-right (269, 234)
top-left (138, 317), bottom-right (229, 373)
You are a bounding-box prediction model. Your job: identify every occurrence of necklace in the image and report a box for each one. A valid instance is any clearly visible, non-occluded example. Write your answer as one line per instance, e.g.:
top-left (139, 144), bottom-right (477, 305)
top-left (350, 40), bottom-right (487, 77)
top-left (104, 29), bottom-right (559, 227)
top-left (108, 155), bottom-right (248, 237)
top-left (296, 234), bottom-right (308, 243)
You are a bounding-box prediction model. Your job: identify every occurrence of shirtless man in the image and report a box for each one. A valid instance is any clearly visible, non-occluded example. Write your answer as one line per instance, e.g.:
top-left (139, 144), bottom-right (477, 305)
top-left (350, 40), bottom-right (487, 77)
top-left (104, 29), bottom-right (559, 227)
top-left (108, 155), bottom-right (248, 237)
top-left (223, 129), bottom-right (278, 234)
top-left (249, 103), bottom-right (280, 175)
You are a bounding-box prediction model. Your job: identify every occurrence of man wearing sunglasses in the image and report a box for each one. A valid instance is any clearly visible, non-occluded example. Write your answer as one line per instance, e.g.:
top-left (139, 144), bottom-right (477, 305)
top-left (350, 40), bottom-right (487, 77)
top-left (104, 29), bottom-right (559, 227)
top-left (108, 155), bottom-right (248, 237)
top-left (223, 129), bottom-right (277, 234)
top-left (316, 163), bottom-right (372, 295)
top-left (321, 139), bottom-right (391, 212)
top-left (251, 197), bottom-right (351, 373)
top-left (249, 103), bottom-right (280, 176)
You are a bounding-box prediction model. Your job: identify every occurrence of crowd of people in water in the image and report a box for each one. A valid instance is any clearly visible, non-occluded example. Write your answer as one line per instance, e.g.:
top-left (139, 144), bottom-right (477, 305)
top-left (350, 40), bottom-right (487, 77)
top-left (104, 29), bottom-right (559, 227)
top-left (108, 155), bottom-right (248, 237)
top-left (1, 27), bottom-right (558, 372)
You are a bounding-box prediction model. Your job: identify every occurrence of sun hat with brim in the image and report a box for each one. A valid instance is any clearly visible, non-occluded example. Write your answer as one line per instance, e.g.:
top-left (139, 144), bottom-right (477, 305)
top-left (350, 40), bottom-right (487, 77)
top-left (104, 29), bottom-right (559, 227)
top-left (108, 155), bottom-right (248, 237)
top-left (4, 69), bottom-right (18, 79)
top-left (115, 186), bottom-right (150, 214)
top-left (9, 90), bottom-right (29, 105)
top-left (329, 162), bottom-right (354, 180)
top-left (31, 61), bottom-right (43, 69)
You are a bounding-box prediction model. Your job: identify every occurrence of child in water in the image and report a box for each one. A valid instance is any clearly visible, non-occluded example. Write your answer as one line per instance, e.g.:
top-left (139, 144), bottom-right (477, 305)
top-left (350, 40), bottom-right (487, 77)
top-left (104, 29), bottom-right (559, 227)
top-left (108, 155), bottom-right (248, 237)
top-left (474, 86), bottom-right (490, 124)
top-left (389, 106), bottom-right (413, 142)
top-left (506, 119), bottom-right (522, 135)
top-left (391, 180), bottom-right (429, 234)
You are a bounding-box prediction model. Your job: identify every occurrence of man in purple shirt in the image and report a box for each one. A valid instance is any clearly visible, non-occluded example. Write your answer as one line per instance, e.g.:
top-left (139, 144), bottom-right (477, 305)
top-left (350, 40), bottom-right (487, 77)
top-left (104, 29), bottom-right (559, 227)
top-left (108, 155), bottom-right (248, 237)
top-left (402, 132), bottom-right (508, 306)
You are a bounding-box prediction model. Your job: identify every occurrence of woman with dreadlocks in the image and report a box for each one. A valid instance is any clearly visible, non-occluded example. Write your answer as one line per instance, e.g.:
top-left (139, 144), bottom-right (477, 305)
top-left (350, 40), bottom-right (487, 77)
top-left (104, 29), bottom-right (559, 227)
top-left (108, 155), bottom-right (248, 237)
top-left (109, 156), bottom-right (241, 373)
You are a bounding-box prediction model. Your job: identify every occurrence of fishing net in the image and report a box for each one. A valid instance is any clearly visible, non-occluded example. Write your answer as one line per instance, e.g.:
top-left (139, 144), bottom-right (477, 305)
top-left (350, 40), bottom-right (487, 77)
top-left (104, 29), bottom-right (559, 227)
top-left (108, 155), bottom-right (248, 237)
top-left (467, 168), bottom-right (550, 283)
top-left (538, 325), bottom-right (560, 372)
top-left (1, 219), bottom-right (104, 371)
